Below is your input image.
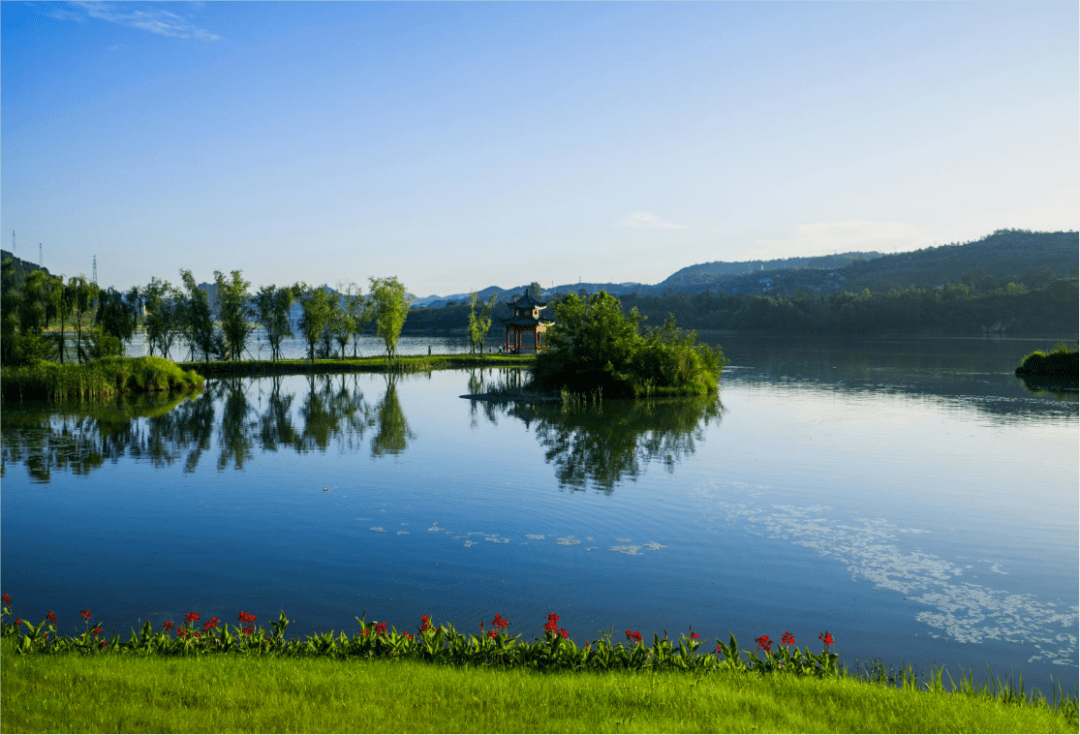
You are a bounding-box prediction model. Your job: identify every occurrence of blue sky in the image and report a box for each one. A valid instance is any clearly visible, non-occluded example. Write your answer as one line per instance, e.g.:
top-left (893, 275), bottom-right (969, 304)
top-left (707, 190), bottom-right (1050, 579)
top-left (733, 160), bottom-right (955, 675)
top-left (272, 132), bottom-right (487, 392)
top-left (2, 1), bottom-right (1077, 297)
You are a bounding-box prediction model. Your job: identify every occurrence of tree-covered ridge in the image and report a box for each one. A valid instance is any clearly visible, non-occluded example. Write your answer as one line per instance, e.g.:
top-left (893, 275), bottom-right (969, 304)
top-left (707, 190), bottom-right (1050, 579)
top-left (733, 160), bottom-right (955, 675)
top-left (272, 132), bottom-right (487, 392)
top-left (621, 278), bottom-right (1078, 336)
top-left (659, 251), bottom-right (883, 290)
top-left (663, 230), bottom-right (1078, 296)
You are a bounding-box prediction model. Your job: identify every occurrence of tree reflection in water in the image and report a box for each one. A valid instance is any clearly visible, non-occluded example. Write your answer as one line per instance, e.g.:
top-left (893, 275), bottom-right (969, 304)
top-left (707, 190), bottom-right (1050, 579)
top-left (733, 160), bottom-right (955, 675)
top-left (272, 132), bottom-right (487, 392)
top-left (0, 373), bottom-right (411, 481)
top-left (474, 391), bottom-right (723, 494)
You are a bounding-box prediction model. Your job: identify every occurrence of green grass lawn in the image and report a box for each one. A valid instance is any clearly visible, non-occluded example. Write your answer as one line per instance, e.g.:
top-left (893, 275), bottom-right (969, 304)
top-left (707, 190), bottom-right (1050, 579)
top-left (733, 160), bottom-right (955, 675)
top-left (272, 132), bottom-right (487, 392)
top-left (2, 644), bottom-right (1075, 734)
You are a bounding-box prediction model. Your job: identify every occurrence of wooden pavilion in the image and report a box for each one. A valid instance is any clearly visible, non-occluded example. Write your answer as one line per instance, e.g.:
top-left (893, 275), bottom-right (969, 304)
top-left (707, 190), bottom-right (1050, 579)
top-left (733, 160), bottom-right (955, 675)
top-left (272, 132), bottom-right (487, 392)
top-left (501, 291), bottom-right (554, 352)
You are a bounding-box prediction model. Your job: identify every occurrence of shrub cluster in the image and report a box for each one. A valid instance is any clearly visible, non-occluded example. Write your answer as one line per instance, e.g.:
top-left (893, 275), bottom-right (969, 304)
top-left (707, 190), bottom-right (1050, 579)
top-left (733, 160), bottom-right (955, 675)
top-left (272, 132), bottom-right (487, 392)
top-left (531, 292), bottom-right (726, 398)
top-left (1015, 344), bottom-right (1079, 378)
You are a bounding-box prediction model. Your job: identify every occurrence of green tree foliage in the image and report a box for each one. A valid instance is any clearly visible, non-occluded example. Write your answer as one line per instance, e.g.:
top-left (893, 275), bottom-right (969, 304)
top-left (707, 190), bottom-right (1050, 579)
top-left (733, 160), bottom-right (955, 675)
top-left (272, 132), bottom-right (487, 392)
top-left (296, 283), bottom-right (333, 361)
top-left (346, 285), bottom-right (372, 358)
top-left (324, 287), bottom-right (352, 360)
top-left (369, 276), bottom-right (412, 360)
top-left (93, 287), bottom-right (139, 359)
top-left (66, 276), bottom-right (100, 364)
top-left (143, 278), bottom-right (182, 360)
top-left (214, 270), bottom-right (253, 361)
top-left (179, 270), bottom-right (221, 362)
top-left (255, 284), bottom-right (296, 362)
top-left (467, 291), bottom-right (499, 353)
top-left (531, 291), bottom-right (725, 398)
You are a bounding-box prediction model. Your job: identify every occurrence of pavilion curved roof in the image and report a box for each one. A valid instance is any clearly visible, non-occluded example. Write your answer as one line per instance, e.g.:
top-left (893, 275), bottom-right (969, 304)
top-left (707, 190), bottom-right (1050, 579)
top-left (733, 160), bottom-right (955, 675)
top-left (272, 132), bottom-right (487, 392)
top-left (508, 292), bottom-right (547, 310)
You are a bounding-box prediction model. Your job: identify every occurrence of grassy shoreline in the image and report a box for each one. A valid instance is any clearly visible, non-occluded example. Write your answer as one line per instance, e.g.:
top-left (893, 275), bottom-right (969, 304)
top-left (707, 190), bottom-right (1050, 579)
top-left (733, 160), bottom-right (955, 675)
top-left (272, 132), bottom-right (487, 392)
top-left (0, 356), bottom-right (204, 402)
top-left (177, 353), bottom-right (534, 377)
top-left (2, 639), bottom-right (1074, 733)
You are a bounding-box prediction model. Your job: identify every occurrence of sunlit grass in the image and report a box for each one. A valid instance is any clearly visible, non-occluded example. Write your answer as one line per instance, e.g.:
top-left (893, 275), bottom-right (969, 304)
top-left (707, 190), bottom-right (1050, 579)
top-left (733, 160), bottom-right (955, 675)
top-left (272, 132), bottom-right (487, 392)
top-left (2, 641), bottom-right (1075, 734)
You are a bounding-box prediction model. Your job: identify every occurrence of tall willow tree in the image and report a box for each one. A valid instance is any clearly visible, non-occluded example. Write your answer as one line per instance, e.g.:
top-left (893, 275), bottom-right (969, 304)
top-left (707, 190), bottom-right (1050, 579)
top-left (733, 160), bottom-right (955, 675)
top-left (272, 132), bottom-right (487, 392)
top-left (180, 270), bottom-right (219, 362)
top-left (215, 270), bottom-right (252, 361)
top-left (296, 283), bottom-right (333, 361)
top-left (255, 284), bottom-right (296, 362)
top-left (143, 277), bottom-right (181, 359)
top-left (368, 276), bottom-right (412, 361)
top-left (467, 291), bottom-right (499, 353)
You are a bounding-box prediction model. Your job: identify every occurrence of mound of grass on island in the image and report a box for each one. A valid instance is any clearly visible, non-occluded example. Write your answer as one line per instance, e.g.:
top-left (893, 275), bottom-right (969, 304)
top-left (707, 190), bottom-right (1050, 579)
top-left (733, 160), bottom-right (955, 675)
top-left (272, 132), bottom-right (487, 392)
top-left (1015, 343), bottom-right (1079, 379)
top-left (530, 291), bottom-right (726, 399)
top-left (0, 356), bottom-right (204, 402)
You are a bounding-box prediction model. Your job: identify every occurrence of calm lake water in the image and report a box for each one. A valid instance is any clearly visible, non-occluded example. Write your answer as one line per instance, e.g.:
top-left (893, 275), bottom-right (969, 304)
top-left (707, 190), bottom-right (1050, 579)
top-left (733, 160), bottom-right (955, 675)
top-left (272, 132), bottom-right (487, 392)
top-left (2, 335), bottom-right (1077, 694)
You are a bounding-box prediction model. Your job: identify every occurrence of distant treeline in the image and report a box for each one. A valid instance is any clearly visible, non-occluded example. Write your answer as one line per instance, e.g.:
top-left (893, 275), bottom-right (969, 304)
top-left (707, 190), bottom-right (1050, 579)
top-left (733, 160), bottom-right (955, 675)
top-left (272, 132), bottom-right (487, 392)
top-left (406, 230), bottom-right (1078, 338)
top-left (620, 280), bottom-right (1078, 336)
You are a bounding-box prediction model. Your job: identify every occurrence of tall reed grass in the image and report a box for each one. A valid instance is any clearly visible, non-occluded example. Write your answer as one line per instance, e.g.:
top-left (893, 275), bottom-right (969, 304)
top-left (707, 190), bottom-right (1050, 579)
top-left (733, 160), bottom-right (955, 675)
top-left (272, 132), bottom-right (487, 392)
top-left (1, 356), bottom-right (204, 402)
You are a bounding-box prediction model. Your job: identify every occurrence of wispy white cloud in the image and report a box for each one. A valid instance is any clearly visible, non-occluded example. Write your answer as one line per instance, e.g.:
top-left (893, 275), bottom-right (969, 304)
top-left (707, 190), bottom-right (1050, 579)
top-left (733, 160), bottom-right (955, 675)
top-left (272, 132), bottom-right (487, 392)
top-left (754, 220), bottom-right (931, 257)
top-left (616, 212), bottom-right (686, 230)
top-left (56, 2), bottom-right (221, 41)
top-left (750, 195), bottom-right (1080, 260)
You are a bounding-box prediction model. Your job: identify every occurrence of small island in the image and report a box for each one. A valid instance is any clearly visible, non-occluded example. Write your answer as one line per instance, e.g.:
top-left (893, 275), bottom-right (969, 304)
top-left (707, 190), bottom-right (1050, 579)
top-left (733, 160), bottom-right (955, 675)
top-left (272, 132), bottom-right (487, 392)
top-left (1015, 344), bottom-right (1079, 378)
top-left (528, 291), bottom-right (726, 399)
top-left (1014, 344), bottom-right (1079, 393)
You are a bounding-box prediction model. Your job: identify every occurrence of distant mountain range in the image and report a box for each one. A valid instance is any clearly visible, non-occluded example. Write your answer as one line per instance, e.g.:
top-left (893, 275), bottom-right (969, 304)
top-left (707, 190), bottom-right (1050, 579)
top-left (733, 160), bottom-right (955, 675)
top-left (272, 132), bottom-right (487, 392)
top-left (414, 229), bottom-right (1078, 305)
top-left (6, 229), bottom-right (1077, 309)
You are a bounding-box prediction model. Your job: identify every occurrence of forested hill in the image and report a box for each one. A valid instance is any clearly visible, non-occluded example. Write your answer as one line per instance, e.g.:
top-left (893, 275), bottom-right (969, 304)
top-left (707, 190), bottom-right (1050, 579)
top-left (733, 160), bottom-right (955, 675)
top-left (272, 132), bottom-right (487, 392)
top-left (658, 251), bottom-right (881, 291)
top-left (0, 250), bottom-right (51, 281)
top-left (666, 230), bottom-right (1078, 296)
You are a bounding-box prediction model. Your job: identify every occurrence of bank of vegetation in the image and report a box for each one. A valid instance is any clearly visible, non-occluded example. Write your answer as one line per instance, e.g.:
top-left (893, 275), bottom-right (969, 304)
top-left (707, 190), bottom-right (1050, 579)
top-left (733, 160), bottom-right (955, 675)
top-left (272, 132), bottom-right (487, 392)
top-left (0, 356), bottom-right (204, 402)
top-left (1, 601), bottom-right (1075, 734)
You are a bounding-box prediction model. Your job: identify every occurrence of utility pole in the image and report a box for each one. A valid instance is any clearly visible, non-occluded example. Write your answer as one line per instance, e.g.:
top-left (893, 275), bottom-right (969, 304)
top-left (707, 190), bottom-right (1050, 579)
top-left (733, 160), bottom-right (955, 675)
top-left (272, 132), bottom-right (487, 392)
top-left (93, 255), bottom-right (98, 285)
top-left (39, 243), bottom-right (43, 266)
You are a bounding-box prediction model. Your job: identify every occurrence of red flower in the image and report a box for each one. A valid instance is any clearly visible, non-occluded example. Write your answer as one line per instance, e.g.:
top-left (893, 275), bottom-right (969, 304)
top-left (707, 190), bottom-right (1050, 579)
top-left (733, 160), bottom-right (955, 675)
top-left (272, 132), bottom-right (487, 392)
top-left (242, 625), bottom-right (254, 635)
top-left (404, 632), bottom-right (414, 640)
top-left (80, 609), bottom-right (92, 621)
top-left (560, 628), bottom-right (568, 638)
top-left (99, 640), bottom-right (108, 649)
top-left (754, 635), bottom-right (773, 653)
top-left (195, 633), bottom-right (201, 638)
top-left (13, 619), bottom-right (21, 627)
top-left (544, 612), bottom-right (561, 634)
top-left (46, 611), bottom-right (57, 625)
top-left (184, 611), bottom-right (200, 625)
top-left (163, 621), bottom-right (175, 632)
top-left (782, 632), bottom-right (795, 646)
top-left (203, 617), bottom-right (220, 633)
top-left (691, 632), bottom-right (700, 640)
top-left (487, 630), bottom-right (497, 639)
top-left (1, 593), bottom-right (10, 606)
top-left (490, 614), bottom-right (510, 631)
top-left (92, 626), bottom-right (102, 638)
top-left (625, 630), bottom-right (643, 643)
top-left (374, 621), bottom-right (387, 635)
top-left (818, 631), bottom-right (834, 648)
top-left (715, 644), bottom-right (723, 653)
top-left (238, 611), bottom-right (256, 624)
top-left (419, 614), bottom-right (432, 632)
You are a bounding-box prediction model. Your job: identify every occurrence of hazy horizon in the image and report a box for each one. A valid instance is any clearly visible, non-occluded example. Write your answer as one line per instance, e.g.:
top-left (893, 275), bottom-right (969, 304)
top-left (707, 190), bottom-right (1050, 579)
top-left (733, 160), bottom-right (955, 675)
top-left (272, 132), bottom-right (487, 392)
top-left (3, 2), bottom-right (1077, 296)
